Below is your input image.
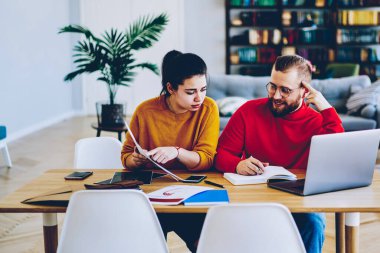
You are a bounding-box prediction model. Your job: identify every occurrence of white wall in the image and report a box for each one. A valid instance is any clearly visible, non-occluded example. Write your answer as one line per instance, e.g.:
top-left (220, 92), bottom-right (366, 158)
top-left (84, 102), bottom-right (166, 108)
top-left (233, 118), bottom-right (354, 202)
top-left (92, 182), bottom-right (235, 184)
top-left (184, 0), bottom-right (225, 75)
top-left (0, 0), bottom-right (79, 140)
top-left (80, 0), bottom-right (185, 115)
top-left (0, 0), bottom-right (225, 139)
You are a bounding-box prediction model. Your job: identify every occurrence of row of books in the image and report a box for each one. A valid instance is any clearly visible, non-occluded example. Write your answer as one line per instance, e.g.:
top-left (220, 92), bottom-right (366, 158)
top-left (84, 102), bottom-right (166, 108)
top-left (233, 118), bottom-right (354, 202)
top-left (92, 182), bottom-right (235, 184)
top-left (232, 29), bottom-right (379, 45)
top-left (234, 47), bottom-right (380, 63)
top-left (229, 0), bottom-right (276, 7)
top-left (231, 29), bottom-right (282, 45)
top-left (337, 29), bottom-right (380, 44)
top-left (231, 48), bottom-right (278, 64)
top-left (229, 0), bottom-right (377, 8)
top-left (282, 0), bottom-right (332, 7)
top-left (338, 10), bottom-right (380, 26)
top-left (282, 11), bottom-right (331, 27)
top-left (232, 10), bottom-right (331, 27)
top-left (336, 47), bottom-right (380, 62)
top-left (232, 11), bottom-right (280, 26)
top-left (337, 0), bottom-right (380, 6)
top-left (234, 46), bottom-right (380, 63)
top-left (283, 29), bottom-right (333, 44)
top-left (233, 47), bottom-right (334, 65)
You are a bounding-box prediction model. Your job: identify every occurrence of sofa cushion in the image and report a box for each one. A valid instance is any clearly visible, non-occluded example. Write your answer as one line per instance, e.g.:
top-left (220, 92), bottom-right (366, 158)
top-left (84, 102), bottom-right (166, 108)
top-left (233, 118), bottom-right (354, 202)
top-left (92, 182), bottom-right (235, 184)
top-left (216, 97), bottom-right (248, 116)
top-left (338, 114), bottom-right (376, 131)
top-left (220, 116), bottom-right (230, 130)
top-left (0, 126), bottom-right (6, 140)
top-left (346, 80), bottom-right (380, 117)
top-left (311, 75), bottom-right (372, 113)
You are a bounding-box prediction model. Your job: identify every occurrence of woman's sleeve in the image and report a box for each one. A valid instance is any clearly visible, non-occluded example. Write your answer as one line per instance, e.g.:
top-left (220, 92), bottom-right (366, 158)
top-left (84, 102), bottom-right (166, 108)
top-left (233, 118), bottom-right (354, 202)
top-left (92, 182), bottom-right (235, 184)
top-left (190, 100), bottom-right (220, 171)
top-left (121, 109), bottom-right (140, 169)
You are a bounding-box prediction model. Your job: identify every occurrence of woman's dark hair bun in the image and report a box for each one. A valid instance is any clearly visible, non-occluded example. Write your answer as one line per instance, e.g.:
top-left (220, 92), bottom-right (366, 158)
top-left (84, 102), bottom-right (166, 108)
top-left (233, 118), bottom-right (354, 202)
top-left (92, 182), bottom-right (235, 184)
top-left (161, 50), bottom-right (207, 96)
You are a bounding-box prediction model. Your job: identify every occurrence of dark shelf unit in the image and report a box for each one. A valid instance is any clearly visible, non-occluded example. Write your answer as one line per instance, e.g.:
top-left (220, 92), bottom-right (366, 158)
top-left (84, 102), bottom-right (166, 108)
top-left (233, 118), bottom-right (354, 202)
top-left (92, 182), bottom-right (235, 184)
top-left (225, 0), bottom-right (380, 80)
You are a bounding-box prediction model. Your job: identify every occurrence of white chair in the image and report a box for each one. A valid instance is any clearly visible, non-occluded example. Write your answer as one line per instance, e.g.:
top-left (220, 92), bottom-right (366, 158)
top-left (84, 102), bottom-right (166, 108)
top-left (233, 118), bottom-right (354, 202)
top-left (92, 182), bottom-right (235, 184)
top-left (57, 190), bottom-right (169, 253)
top-left (196, 203), bottom-right (306, 253)
top-left (0, 140), bottom-right (12, 168)
top-left (0, 125), bottom-right (12, 168)
top-left (74, 137), bottom-right (123, 169)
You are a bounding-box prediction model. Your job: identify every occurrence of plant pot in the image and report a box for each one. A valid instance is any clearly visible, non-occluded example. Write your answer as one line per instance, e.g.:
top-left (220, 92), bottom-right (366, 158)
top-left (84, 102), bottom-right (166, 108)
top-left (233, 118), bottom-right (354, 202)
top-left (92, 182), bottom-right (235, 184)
top-left (96, 102), bottom-right (127, 127)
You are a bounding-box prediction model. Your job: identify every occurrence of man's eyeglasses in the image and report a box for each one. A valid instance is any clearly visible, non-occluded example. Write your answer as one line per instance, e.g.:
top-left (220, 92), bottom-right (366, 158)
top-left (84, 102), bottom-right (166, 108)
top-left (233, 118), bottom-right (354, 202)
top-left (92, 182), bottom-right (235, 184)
top-left (266, 82), bottom-right (301, 98)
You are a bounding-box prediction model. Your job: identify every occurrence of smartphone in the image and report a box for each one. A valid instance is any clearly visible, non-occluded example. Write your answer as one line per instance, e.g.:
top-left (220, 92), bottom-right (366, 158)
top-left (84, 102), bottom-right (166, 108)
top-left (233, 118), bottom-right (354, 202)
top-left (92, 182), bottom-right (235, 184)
top-left (182, 175), bottom-right (207, 183)
top-left (64, 171), bottom-right (93, 180)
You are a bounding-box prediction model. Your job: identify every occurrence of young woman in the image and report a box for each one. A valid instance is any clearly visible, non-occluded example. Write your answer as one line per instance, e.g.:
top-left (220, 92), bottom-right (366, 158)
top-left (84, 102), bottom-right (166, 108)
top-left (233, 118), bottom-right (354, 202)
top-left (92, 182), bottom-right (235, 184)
top-left (121, 50), bottom-right (219, 252)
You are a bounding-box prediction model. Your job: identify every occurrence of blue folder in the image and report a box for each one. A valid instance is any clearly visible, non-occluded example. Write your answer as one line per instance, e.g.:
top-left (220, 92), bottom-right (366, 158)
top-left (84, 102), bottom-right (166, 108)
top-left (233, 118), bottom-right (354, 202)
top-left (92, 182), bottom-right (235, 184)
top-left (183, 190), bottom-right (229, 206)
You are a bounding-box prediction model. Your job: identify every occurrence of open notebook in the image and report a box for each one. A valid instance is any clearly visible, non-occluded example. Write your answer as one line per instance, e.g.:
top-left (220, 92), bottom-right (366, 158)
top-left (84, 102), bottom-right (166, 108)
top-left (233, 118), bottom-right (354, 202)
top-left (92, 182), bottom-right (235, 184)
top-left (224, 166), bottom-right (296, 185)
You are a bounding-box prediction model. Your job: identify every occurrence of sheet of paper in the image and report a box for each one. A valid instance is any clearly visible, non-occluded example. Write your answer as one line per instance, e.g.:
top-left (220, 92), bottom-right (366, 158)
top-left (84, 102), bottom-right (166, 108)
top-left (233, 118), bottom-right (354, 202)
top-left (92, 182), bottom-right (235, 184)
top-left (123, 120), bottom-right (184, 181)
top-left (147, 185), bottom-right (212, 205)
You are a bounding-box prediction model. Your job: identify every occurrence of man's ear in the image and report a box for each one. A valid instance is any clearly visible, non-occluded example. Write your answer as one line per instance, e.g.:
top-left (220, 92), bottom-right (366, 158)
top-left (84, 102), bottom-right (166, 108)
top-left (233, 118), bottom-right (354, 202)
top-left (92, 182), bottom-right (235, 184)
top-left (301, 81), bottom-right (309, 97)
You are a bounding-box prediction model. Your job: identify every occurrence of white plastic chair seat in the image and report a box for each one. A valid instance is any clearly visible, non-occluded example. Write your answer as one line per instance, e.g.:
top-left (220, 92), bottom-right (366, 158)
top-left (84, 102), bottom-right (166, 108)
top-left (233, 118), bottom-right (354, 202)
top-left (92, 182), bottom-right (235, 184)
top-left (196, 203), bottom-right (306, 253)
top-left (74, 137), bottom-right (123, 169)
top-left (57, 190), bottom-right (168, 253)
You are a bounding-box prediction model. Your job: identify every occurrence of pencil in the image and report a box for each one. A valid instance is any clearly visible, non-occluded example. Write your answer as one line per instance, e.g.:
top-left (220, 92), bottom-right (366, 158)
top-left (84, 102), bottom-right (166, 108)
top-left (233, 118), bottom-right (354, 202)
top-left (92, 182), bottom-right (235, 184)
top-left (204, 180), bottom-right (224, 188)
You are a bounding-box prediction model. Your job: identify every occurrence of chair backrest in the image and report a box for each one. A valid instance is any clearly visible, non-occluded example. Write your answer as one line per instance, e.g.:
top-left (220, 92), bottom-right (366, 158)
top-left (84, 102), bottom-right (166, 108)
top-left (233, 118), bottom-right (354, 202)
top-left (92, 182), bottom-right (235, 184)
top-left (325, 63), bottom-right (360, 78)
top-left (57, 190), bottom-right (168, 253)
top-left (0, 125), bottom-right (6, 140)
top-left (196, 203), bottom-right (306, 253)
top-left (74, 137), bottom-right (123, 169)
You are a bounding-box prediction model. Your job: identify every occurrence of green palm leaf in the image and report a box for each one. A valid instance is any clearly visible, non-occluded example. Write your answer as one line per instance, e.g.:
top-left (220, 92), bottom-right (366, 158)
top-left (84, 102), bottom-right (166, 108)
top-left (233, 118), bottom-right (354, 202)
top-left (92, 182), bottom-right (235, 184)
top-left (59, 13), bottom-right (169, 105)
top-left (129, 63), bottom-right (159, 75)
top-left (126, 13), bottom-right (168, 50)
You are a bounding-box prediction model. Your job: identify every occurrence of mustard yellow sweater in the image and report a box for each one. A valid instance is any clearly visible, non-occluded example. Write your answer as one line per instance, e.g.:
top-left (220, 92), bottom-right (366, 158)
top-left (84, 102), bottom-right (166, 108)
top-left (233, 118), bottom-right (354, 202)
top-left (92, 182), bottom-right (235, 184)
top-left (121, 95), bottom-right (220, 171)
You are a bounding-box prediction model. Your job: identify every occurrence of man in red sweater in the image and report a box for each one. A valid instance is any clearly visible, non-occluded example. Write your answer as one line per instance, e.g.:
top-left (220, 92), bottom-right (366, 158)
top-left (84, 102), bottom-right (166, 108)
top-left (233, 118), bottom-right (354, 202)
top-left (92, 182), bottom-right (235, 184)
top-left (215, 55), bottom-right (344, 253)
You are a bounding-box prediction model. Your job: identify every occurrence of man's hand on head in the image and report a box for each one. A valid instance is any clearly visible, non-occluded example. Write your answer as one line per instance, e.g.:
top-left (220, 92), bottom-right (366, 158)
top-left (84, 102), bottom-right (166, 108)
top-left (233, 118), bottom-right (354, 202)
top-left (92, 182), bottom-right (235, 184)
top-left (302, 81), bottom-right (332, 112)
top-left (236, 156), bottom-right (269, 176)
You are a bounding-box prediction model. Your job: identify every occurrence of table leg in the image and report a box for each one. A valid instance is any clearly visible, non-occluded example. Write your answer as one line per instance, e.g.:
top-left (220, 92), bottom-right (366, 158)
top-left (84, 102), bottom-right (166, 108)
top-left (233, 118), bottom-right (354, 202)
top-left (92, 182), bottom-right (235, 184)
top-left (118, 131), bottom-right (122, 142)
top-left (336, 213), bottom-right (345, 253)
top-left (42, 213), bottom-right (58, 253)
top-left (345, 212), bottom-right (360, 253)
top-left (96, 129), bottom-right (101, 137)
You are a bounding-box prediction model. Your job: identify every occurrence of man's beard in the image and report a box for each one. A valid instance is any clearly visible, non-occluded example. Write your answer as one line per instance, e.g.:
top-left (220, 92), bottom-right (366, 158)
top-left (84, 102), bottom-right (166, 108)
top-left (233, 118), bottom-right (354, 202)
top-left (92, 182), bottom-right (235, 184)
top-left (268, 96), bottom-right (302, 117)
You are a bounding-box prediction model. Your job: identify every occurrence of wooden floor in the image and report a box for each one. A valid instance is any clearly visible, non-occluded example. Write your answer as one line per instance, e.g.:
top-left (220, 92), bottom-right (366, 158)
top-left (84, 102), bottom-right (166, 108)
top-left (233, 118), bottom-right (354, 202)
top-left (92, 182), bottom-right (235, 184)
top-left (0, 116), bottom-right (380, 252)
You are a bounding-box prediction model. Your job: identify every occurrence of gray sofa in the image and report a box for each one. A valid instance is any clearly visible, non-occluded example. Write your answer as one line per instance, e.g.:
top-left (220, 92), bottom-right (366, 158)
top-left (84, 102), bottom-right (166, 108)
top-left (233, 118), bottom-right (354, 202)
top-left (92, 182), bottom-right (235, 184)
top-left (207, 74), bottom-right (378, 131)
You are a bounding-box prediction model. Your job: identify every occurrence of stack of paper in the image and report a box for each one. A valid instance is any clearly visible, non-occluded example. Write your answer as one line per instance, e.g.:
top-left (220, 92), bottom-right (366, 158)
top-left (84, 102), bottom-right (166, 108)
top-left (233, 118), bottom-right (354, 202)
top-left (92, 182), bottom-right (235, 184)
top-left (147, 185), bottom-right (212, 205)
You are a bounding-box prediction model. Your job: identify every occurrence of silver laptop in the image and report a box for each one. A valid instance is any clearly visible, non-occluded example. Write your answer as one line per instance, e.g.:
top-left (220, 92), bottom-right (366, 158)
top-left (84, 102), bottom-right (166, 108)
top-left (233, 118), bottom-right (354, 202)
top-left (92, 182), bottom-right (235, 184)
top-left (268, 129), bottom-right (380, 196)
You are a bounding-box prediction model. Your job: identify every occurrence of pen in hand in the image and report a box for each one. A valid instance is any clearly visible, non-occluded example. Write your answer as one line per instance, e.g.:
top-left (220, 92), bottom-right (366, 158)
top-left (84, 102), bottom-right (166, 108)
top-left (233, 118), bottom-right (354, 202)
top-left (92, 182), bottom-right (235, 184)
top-left (204, 180), bottom-right (224, 189)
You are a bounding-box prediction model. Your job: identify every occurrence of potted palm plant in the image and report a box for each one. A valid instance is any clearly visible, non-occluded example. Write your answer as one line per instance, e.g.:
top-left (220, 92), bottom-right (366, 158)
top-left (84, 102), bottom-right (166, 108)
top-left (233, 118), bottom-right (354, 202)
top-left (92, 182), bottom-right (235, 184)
top-left (59, 13), bottom-right (168, 126)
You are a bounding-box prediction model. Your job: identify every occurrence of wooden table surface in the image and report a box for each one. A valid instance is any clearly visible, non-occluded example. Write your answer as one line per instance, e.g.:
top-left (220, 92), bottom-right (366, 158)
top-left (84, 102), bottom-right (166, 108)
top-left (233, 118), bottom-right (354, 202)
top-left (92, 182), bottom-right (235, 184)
top-left (1, 169), bottom-right (380, 214)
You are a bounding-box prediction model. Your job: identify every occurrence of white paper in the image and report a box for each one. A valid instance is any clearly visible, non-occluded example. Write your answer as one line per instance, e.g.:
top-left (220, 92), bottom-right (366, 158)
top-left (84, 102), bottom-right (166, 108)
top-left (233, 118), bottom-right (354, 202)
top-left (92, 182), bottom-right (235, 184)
top-left (147, 185), bottom-right (212, 205)
top-left (124, 120), bottom-right (184, 181)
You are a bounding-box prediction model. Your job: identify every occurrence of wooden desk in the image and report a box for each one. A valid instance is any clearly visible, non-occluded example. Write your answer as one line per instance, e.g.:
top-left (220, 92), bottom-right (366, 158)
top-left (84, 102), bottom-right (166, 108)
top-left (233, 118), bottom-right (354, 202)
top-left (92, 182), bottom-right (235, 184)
top-left (1, 169), bottom-right (380, 253)
top-left (91, 123), bottom-right (128, 141)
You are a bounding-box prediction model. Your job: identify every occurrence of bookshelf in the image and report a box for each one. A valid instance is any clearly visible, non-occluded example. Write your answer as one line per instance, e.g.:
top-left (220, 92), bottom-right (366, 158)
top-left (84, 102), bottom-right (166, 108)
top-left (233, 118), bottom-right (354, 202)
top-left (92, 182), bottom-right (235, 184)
top-left (226, 0), bottom-right (380, 80)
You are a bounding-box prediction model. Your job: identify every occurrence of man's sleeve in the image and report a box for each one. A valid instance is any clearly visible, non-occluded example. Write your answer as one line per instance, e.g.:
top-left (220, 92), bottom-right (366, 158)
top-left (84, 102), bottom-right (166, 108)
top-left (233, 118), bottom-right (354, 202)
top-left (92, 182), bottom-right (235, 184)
top-left (317, 107), bottom-right (345, 135)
